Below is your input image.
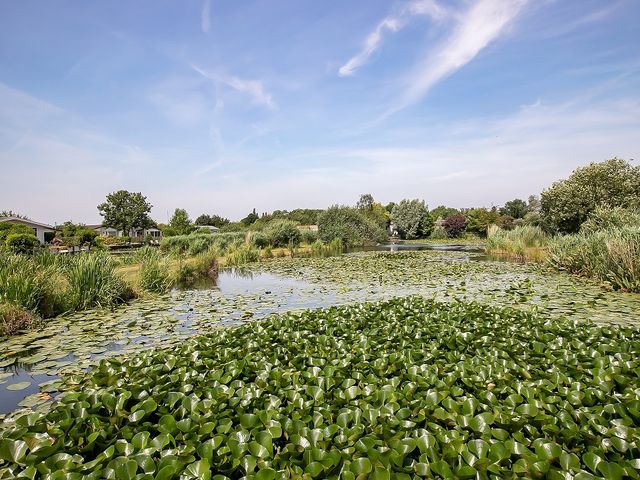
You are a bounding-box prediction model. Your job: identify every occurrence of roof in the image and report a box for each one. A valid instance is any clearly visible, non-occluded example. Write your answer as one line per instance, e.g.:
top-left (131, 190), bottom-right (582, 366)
top-left (0, 217), bottom-right (55, 230)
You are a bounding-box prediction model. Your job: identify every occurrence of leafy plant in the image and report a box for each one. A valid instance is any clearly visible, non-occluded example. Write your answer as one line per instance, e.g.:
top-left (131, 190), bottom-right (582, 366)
top-left (580, 206), bottom-right (640, 234)
top-left (442, 215), bottom-right (468, 238)
top-left (390, 199), bottom-right (433, 239)
top-left (1, 297), bottom-right (638, 478)
top-left (97, 190), bottom-right (154, 238)
top-left (318, 206), bottom-right (386, 247)
top-left (5, 233), bottom-right (39, 254)
top-left (264, 219), bottom-right (301, 247)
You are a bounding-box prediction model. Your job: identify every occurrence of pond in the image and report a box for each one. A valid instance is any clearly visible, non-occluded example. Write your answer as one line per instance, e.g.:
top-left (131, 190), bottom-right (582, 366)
top-left (2, 248), bottom-right (640, 417)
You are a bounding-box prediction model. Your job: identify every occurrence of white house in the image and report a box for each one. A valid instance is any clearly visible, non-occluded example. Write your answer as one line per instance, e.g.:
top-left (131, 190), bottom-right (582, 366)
top-left (0, 217), bottom-right (55, 244)
top-left (87, 224), bottom-right (162, 239)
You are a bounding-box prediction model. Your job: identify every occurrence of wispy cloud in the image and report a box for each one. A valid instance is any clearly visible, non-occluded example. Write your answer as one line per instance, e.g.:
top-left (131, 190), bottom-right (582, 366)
top-left (201, 0), bottom-right (211, 33)
top-left (338, 0), bottom-right (447, 77)
top-left (191, 64), bottom-right (275, 109)
top-left (389, 0), bottom-right (527, 114)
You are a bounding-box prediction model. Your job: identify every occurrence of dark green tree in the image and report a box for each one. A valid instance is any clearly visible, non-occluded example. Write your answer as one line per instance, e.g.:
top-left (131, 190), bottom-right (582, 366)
top-left (97, 191), bottom-right (153, 238)
top-left (169, 209), bottom-right (195, 235)
top-left (194, 214), bottom-right (230, 227)
top-left (390, 199), bottom-right (433, 239)
top-left (500, 199), bottom-right (529, 219)
top-left (241, 209), bottom-right (259, 227)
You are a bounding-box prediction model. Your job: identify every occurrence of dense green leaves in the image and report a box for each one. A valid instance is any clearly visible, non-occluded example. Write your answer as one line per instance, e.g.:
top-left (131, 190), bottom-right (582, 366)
top-left (1, 297), bottom-right (639, 478)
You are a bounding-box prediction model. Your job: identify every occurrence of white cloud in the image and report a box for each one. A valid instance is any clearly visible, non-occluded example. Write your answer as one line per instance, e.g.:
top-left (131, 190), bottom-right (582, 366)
top-left (339, 0), bottom-right (447, 77)
top-left (201, 0), bottom-right (211, 33)
top-left (191, 64), bottom-right (275, 109)
top-left (391, 0), bottom-right (527, 113)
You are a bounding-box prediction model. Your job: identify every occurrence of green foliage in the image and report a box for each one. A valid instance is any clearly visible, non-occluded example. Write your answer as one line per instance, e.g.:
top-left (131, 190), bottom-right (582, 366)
top-left (356, 193), bottom-right (375, 210)
top-left (318, 206), bottom-right (387, 247)
top-left (2, 297), bottom-right (639, 478)
top-left (168, 208), bottom-right (195, 236)
top-left (56, 221), bottom-right (100, 247)
top-left (541, 158), bottom-right (640, 234)
top-left (464, 207), bottom-right (500, 236)
top-left (580, 206), bottom-right (640, 234)
top-left (264, 219), bottom-right (301, 247)
top-left (0, 210), bottom-right (29, 219)
top-left (224, 242), bottom-right (260, 267)
top-left (5, 233), bottom-right (39, 254)
top-left (486, 226), bottom-right (549, 259)
top-left (429, 225), bottom-right (449, 239)
top-left (138, 251), bottom-right (173, 293)
top-left (300, 228), bottom-right (318, 244)
top-left (391, 199), bottom-right (433, 239)
top-left (97, 190), bottom-right (154, 237)
top-left (548, 226), bottom-right (640, 292)
top-left (62, 252), bottom-right (133, 310)
top-left (430, 205), bottom-right (461, 221)
top-left (219, 222), bottom-right (247, 233)
top-left (173, 250), bottom-right (218, 287)
top-left (160, 232), bottom-right (245, 256)
top-left (249, 231), bottom-right (270, 248)
top-left (0, 223), bottom-right (34, 243)
top-left (194, 214), bottom-right (230, 227)
top-left (241, 209), bottom-right (259, 227)
top-left (500, 198), bottom-right (529, 219)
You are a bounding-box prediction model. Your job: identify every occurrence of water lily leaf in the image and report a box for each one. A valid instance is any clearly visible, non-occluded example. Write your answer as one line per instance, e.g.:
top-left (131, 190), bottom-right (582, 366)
top-left (6, 381), bottom-right (31, 391)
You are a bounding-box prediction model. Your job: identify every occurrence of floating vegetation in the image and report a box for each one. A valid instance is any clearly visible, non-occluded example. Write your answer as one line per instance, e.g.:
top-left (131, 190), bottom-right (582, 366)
top-left (0, 297), bottom-right (639, 478)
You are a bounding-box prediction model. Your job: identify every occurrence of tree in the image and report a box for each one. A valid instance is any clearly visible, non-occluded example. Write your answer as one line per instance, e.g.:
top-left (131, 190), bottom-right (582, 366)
top-left (464, 207), bottom-right (500, 236)
top-left (57, 222), bottom-right (99, 247)
top-left (541, 158), bottom-right (640, 234)
top-left (390, 199), bottom-right (433, 240)
top-left (0, 210), bottom-right (30, 219)
top-left (169, 208), bottom-right (195, 235)
top-left (357, 194), bottom-right (374, 211)
top-left (241, 209), bottom-right (259, 227)
top-left (98, 191), bottom-right (153, 238)
top-left (500, 199), bottom-right (528, 219)
top-left (264, 219), bottom-right (302, 247)
top-left (318, 206), bottom-right (387, 247)
top-left (527, 195), bottom-right (541, 213)
top-left (442, 215), bottom-right (468, 238)
top-left (194, 214), bottom-right (230, 227)
top-left (6, 233), bottom-right (39, 254)
top-left (430, 206), bottom-right (461, 221)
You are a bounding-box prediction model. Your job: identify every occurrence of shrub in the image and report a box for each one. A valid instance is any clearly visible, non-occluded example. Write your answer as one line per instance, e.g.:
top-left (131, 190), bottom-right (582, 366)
top-left (318, 206), bottom-right (387, 247)
top-left (300, 229), bottom-right (318, 244)
top-left (0, 223), bottom-right (35, 243)
top-left (442, 215), bottom-right (468, 238)
top-left (249, 232), bottom-right (270, 248)
top-left (264, 219), bottom-right (301, 247)
top-left (429, 225), bottom-right (448, 239)
top-left (580, 206), bottom-right (640, 234)
top-left (5, 233), bottom-right (40, 254)
top-left (0, 303), bottom-right (35, 336)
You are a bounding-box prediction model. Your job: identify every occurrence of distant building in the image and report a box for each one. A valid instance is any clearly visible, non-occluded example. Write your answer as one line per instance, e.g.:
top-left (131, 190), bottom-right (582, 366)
top-left (197, 225), bottom-right (220, 234)
top-left (297, 224), bottom-right (318, 232)
top-left (86, 225), bottom-right (163, 239)
top-left (0, 217), bottom-right (55, 244)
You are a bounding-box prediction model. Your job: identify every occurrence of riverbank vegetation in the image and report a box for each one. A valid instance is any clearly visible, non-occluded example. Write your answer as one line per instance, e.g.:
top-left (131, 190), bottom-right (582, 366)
top-left (1, 297), bottom-right (638, 478)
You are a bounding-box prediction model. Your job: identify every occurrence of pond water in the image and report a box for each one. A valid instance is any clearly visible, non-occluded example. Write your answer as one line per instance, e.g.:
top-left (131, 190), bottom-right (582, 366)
top-left (2, 248), bottom-right (640, 416)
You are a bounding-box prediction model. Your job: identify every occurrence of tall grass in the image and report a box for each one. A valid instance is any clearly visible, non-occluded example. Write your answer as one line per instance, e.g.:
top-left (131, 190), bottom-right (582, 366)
top-left (173, 249), bottom-right (219, 287)
top-left (486, 225), bottom-right (549, 260)
top-left (61, 252), bottom-right (133, 310)
top-left (548, 226), bottom-right (640, 292)
top-left (224, 243), bottom-right (260, 267)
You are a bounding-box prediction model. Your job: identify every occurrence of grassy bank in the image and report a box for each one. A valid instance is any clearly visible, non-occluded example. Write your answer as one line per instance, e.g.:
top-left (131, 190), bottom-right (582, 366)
top-left (1, 297), bottom-right (638, 477)
top-left (486, 225), bottom-right (549, 262)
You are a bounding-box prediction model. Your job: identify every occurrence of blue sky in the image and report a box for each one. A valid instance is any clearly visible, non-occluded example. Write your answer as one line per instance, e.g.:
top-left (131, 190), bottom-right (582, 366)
top-left (0, 0), bottom-right (638, 224)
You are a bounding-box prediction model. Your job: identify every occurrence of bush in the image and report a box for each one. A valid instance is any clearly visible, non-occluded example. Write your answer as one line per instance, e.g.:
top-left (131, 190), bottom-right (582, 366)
top-left (160, 232), bottom-right (245, 256)
top-left (580, 206), bottom-right (640, 234)
top-left (318, 206), bottom-right (387, 247)
top-left (5, 233), bottom-right (40, 254)
top-left (0, 303), bottom-right (35, 336)
top-left (442, 215), bottom-right (468, 238)
top-left (548, 226), bottom-right (640, 292)
top-left (429, 225), bottom-right (448, 239)
top-left (264, 219), bottom-right (301, 247)
top-left (249, 232), bottom-right (270, 249)
top-left (300, 229), bottom-right (318, 244)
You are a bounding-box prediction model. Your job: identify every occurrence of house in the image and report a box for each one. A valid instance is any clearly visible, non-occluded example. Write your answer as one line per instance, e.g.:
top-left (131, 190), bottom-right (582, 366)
top-left (0, 217), bottom-right (55, 244)
top-left (86, 224), bottom-right (163, 239)
top-left (197, 225), bottom-right (220, 234)
top-left (297, 224), bottom-right (319, 232)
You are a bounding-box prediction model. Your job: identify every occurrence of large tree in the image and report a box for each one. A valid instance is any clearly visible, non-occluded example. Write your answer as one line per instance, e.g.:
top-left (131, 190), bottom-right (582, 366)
top-left (97, 190), bottom-right (153, 236)
top-left (194, 214), bottom-right (230, 227)
top-left (390, 199), bottom-right (433, 239)
top-left (541, 158), bottom-right (640, 234)
top-left (500, 199), bottom-right (529, 219)
top-left (168, 208), bottom-right (195, 235)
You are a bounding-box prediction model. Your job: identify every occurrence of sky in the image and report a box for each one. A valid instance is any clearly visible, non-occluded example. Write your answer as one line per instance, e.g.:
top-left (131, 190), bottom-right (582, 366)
top-left (0, 0), bottom-right (639, 225)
